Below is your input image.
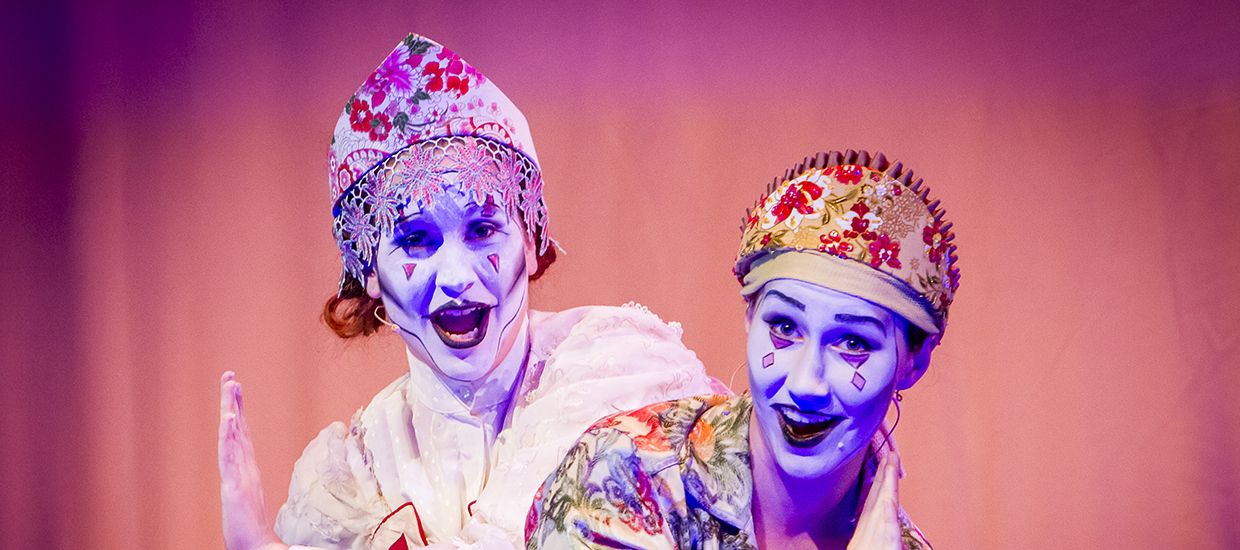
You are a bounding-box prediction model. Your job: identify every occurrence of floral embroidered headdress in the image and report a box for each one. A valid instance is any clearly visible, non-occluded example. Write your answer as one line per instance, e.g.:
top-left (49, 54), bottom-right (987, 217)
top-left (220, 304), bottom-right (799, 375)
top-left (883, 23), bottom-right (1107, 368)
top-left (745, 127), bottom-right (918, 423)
top-left (735, 150), bottom-right (959, 334)
top-left (330, 34), bottom-right (552, 286)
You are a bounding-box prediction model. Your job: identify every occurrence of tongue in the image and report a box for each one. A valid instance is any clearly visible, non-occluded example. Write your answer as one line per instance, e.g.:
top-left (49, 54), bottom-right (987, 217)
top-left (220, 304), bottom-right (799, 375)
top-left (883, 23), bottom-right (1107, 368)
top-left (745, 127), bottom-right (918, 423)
top-left (437, 308), bottom-right (484, 334)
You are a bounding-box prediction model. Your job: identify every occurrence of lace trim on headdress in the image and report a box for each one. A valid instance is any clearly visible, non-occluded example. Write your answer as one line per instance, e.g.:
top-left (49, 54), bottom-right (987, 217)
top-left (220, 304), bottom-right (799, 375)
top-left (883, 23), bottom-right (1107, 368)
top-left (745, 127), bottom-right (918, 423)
top-left (332, 135), bottom-right (552, 286)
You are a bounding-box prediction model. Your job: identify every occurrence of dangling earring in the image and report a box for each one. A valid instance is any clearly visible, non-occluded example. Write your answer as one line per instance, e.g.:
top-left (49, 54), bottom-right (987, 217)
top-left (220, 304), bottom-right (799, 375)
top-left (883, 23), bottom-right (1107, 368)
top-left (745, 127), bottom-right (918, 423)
top-left (374, 304), bottom-right (400, 333)
top-left (728, 362), bottom-right (746, 390)
top-left (877, 391), bottom-right (903, 452)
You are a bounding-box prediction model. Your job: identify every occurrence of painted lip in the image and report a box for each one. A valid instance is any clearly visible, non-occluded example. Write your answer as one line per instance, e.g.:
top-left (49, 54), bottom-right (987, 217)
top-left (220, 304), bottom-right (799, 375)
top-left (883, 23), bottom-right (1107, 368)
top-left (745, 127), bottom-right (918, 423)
top-left (773, 404), bottom-right (842, 449)
top-left (430, 301), bottom-right (492, 349)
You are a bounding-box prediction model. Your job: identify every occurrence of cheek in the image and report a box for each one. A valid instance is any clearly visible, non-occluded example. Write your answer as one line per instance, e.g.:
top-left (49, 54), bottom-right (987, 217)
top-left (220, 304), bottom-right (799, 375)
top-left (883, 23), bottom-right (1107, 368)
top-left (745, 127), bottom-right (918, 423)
top-left (747, 340), bottom-right (783, 400)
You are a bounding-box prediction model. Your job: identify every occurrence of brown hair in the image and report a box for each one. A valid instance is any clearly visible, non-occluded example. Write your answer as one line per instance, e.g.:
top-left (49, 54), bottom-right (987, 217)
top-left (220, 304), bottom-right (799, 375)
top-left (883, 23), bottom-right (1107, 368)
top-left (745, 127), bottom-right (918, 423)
top-left (323, 235), bottom-right (557, 339)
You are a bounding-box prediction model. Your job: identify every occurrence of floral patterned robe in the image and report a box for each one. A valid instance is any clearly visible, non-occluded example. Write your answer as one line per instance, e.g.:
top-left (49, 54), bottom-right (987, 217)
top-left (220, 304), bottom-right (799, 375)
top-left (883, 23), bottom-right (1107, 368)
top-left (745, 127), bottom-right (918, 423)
top-left (525, 394), bottom-right (932, 550)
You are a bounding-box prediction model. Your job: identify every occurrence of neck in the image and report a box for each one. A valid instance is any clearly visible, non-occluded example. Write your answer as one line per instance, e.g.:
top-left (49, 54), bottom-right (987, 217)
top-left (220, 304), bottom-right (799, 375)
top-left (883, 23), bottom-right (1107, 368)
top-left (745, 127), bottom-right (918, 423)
top-left (403, 311), bottom-right (532, 426)
top-left (749, 408), bottom-right (866, 549)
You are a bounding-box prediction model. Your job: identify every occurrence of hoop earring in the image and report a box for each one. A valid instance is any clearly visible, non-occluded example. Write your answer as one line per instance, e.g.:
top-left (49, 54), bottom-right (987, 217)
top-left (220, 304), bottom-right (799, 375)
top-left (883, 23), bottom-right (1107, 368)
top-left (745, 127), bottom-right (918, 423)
top-left (374, 304), bottom-right (400, 333)
top-left (727, 362), bottom-right (746, 390)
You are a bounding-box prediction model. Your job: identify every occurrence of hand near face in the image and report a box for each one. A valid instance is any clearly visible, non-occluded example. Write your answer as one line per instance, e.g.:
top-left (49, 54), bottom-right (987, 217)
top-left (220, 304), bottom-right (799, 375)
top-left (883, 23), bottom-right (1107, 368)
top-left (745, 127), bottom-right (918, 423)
top-left (846, 448), bottom-right (904, 550)
top-left (218, 372), bottom-right (291, 550)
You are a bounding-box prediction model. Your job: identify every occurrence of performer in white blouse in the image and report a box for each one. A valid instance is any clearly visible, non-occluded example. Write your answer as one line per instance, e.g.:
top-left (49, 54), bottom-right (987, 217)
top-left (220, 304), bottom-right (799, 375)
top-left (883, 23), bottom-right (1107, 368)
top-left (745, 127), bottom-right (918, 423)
top-left (218, 34), bottom-right (724, 550)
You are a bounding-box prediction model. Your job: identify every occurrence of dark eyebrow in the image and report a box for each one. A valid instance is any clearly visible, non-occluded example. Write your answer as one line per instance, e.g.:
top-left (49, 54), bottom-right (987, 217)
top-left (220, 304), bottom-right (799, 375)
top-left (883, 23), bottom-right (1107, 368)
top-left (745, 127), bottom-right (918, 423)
top-left (477, 202), bottom-right (500, 217)
top-left (764, 290), bottom-right (806, 311)
top-left (835, 313), bottom-right (887, 335)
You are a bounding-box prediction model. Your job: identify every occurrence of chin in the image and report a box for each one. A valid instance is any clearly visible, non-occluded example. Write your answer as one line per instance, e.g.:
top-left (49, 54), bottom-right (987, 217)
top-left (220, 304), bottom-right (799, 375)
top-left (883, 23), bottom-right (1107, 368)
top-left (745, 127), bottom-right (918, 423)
top-left (432, 353), bottom-right (496, 381)
top-left (771, 444), bottom-right (849, 480)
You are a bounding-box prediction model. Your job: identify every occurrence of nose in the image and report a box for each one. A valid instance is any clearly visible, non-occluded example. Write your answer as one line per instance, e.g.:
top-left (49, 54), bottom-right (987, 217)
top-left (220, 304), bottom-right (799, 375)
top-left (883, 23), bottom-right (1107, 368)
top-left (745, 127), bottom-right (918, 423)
top-left (782, 344), bottom-right (833, 407)
top-left (431, 239), bottom-right (479, 298)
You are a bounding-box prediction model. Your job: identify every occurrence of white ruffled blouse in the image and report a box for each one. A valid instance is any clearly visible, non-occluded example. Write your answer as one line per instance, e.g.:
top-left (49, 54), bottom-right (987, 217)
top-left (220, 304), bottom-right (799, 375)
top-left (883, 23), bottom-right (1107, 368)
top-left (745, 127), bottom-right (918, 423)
top-left (274, 304), bottom-right (728, 550)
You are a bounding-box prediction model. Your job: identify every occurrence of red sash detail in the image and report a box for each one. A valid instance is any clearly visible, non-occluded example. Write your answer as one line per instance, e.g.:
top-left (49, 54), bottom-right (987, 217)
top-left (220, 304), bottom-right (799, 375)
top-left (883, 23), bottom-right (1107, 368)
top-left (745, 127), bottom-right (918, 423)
top-left (375, 501), bottom-right (429, 548)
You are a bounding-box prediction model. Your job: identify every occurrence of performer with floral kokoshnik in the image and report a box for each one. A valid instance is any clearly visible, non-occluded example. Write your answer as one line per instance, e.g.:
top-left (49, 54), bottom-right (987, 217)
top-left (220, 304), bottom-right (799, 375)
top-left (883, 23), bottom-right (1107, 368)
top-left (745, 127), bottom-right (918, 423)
top-left (218, 34), bottom-right (725, 550)
top-left (526, 150), bottom-right (959, 550)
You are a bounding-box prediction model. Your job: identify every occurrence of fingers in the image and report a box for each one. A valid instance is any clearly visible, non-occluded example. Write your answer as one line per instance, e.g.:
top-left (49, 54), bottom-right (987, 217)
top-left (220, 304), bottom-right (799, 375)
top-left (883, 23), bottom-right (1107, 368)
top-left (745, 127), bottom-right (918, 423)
top-left (218, 372), bottom-right (254, 471)
top-left (881, 448), bottom-right (901, 508)
top-left (848, 451), bottom-right (904, 550)
top-left (874, 418), bottom-right (905, 479)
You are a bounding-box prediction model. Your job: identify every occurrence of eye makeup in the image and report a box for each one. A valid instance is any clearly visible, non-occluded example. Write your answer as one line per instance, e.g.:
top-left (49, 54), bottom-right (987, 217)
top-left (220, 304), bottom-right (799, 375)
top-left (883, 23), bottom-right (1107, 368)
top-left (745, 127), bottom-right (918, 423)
top-left (770, 333), bottom-right (794, 349)
top-left (840, 352), bottom-right (868, 368)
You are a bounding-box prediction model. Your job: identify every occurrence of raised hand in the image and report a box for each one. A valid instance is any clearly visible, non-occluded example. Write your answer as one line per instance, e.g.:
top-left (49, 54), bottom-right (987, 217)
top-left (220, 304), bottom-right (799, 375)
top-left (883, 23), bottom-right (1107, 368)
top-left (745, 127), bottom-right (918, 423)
top-left (847, 448), bottom-right (904, 550)
top-left (219, 371), bottom-right (289, 550)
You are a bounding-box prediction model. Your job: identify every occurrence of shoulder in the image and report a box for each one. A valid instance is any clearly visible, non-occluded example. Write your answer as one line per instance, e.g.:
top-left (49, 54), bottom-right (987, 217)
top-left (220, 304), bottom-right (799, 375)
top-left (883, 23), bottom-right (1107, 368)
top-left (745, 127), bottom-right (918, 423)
top-left (525, 395), bottom-right (742, 549)
top-left (521, 304), bottom-right (727, 405)
top-left (588, 394), bottom-right (733, 453)
top-left (528, 303), bottom-right (688, 356)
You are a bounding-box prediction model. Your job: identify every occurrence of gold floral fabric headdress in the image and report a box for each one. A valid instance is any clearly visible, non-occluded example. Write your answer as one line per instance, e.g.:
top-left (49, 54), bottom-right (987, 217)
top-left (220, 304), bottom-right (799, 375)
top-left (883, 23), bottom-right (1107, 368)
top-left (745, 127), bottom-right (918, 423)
top-left (735, 150), bottom-right (959, 334)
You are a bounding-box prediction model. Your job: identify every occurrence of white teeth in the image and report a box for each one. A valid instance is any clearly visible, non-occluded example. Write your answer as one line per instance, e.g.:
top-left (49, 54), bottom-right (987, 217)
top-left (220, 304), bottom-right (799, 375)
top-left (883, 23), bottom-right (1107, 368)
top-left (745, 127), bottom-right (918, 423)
top-left (440, 306), bottom-right (478, 317)
top-left (780, 408), bottom-right (830, 424)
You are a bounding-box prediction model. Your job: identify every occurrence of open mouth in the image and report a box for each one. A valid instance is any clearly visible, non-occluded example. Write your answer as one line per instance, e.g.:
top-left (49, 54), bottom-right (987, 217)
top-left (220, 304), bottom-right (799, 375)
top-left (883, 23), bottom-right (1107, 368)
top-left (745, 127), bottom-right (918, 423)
top-left (774, 405), bottom-right (841, 448)
top-left (430, 302), bottom-right (492, 349)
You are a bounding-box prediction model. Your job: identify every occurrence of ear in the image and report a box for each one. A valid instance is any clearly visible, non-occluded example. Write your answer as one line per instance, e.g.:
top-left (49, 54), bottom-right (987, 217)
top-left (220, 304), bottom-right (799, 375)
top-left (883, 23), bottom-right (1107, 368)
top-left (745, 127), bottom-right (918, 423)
top-left (523, 231), bottom-right (539, 277)
top-left (897, 331), bottom-right (940, 390)
top-left (365, 272), bottom-right (382, 299)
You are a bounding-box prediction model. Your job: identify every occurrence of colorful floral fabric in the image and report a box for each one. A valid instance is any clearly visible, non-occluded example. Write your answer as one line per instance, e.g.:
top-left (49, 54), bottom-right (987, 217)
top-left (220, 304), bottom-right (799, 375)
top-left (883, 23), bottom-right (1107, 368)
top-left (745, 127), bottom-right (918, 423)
top-left (525, 393), bottom-right (932, 550)
top-left (735, 152), bottom-right (960, 330)
top-left (329, 34), bottom-right (551, 285)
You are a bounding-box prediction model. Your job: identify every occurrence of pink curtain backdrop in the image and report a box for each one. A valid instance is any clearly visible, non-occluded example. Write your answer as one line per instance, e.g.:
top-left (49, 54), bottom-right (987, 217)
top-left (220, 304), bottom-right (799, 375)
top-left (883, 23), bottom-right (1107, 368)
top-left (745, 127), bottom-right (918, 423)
top-left (3, 1), bottom-right (1238, 548)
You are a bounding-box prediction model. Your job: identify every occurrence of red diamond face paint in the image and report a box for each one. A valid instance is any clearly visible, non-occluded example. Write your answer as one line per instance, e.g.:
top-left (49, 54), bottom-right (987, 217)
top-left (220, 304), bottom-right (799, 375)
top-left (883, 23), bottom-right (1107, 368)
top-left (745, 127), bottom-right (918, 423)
top-left (762, 352), bottom-right (775, 369)
top-left (488, 254), bottom-right (499, 271)
top-left (404, 263), bottom-right (417, 280)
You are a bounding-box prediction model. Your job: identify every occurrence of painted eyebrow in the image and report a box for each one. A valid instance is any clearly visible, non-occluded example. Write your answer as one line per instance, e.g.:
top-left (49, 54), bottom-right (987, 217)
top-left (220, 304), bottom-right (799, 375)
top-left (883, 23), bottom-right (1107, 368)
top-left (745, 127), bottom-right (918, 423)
top-left (835, 313), bottom-right (887, 335)
top-left (764, 290), bottom-right (806, 311)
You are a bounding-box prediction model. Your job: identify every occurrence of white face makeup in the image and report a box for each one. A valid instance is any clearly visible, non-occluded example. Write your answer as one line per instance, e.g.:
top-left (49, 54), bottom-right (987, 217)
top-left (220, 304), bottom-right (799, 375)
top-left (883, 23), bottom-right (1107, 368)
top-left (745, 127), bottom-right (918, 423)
top-left (370, 179), bottom-right (533, 382)
top-left (747, 278), bottom-right (913, 480)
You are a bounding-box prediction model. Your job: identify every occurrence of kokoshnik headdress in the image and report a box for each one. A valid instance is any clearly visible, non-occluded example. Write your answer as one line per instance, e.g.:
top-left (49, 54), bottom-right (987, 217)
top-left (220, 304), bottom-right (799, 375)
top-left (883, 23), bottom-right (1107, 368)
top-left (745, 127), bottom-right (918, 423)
top-left (735, 150), bottom-right (960, 334)
top-left (330, 34), bottom-right (552, 287)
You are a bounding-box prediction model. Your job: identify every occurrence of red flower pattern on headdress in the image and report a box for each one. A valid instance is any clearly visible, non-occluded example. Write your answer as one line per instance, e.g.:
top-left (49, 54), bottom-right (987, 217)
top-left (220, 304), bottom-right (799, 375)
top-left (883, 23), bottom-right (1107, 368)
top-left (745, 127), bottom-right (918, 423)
top-left (829, 165), bottom-right (865, 185)
top-left (923, 218), bottom-right (947, 263)
top-left (839, 202), bottom-right (880, 241)
top-left (818, 230), bottom-right (854, 259)
top-left (869, 233), bottom-right (902, 269)
top-left (349, 99), bottom-right (373, 133)
top-left (368, 112), bottom-right (392, 142)
top-left (769, 181), bottom-right (824, 226)
top-left (423, 48), bottom-right (476, 96)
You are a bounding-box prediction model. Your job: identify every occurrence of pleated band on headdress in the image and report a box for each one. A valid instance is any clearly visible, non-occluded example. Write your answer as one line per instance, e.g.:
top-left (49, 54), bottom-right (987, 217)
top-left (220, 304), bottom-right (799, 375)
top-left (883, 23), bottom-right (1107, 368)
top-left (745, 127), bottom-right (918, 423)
top-left (328, 34), bottom-right (552, 285)
top-left (735, 150), bottom-right (959, 334)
